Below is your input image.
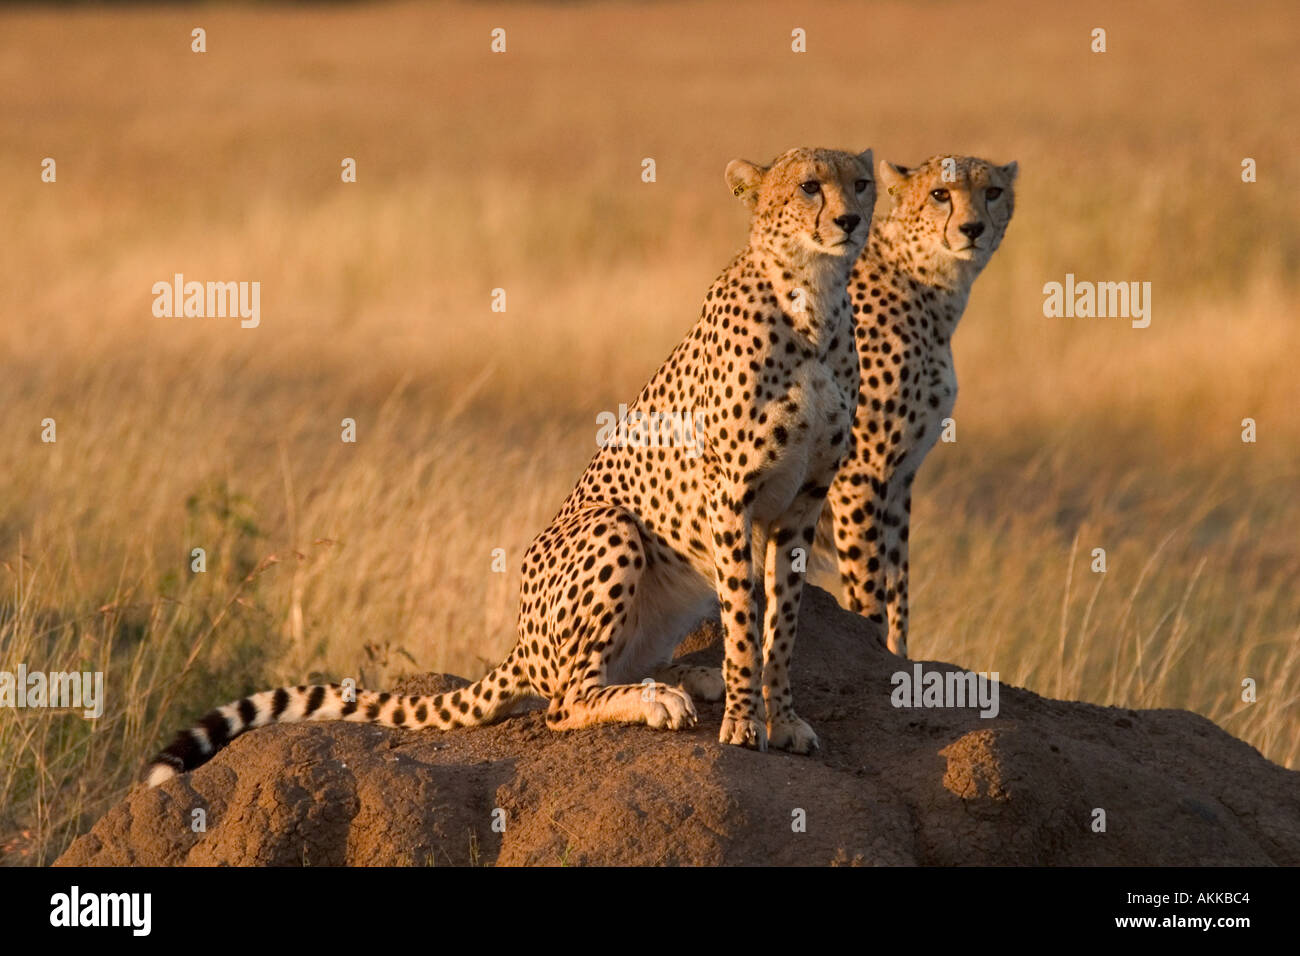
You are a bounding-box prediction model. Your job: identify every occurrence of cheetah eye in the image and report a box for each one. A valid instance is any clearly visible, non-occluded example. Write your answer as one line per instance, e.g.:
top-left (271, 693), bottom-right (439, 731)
top-left (854, 179), bottom-right (870, 194)
top-left (800, 181), bottom-right (821, 195)
top-left (930, 188), bottom-right (951, 203)
top-left (986, 187), bottom-right (1003, 200)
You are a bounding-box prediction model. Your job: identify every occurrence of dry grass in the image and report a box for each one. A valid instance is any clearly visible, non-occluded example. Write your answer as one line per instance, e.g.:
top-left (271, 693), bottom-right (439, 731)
top-left (1, 0), bottom-right (1297, 864)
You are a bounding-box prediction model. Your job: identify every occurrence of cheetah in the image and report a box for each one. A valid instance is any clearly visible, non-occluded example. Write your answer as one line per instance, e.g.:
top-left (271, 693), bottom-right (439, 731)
top-left (825, 154), bottom-right (1017, 657)
top-left (145, 146), bottom-right (876, 785)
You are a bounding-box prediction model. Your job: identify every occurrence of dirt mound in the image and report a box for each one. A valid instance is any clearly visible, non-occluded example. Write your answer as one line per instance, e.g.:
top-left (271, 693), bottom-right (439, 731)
top-left (57, 587), bottom-right (1299, 866)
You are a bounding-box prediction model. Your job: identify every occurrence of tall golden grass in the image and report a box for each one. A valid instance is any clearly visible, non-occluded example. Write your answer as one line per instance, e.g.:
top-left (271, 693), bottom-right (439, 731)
top-left (1, 1), bottom-right (1297, 863)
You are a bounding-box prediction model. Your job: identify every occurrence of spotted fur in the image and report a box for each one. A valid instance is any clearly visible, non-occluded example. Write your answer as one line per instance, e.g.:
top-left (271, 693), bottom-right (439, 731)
top-left (146, 146), bottom-right (876, 785)
top-left (824, 154), bottom-right (1018, 656)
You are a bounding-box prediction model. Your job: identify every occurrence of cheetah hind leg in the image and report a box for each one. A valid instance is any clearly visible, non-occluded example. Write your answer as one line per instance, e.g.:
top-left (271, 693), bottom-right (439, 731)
top-left (546, 681), bottom-right (698, 732)
top-left (538, 505), bottom-right (700, 734)
top-left (652, 663), bottom-right (725, 702)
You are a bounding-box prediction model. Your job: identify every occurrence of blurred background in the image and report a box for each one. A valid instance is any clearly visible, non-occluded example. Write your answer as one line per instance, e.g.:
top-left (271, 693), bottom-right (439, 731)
top-left (1, 0), bottom-right (1297, 863)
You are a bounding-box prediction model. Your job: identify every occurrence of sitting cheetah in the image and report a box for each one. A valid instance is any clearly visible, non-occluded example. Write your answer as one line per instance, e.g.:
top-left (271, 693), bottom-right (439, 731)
top-left (146, 146), bottom-right (876, 785)
top-left (825, 155), bottom-right (1017, 657)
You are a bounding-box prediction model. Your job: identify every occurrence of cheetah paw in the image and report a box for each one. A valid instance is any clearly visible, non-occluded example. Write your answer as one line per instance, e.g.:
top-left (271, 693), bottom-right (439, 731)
top-left (719, 714), bottom-right (768, 752)
top-left (644, 685), bottom-right (698, 731)
top-left (678, 667), bottom-right (724, 702)
top-left (768, 714), bottom-right (819, 755)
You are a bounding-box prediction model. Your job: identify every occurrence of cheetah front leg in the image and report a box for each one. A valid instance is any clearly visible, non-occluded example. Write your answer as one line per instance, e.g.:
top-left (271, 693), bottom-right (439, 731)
top-left (880, 474), bottom-right (914, 657)
top-left (829, 465), bottom-right (890, 642)
top-left (705, 483), bottom-right (767, 752)
top-left (762, 488), bottom-right (826, 754)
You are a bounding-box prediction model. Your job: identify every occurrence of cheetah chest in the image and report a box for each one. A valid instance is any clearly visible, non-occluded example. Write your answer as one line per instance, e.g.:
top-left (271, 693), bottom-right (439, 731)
top-left (750, 358), bottom-right (854, 525)
top-left (919, 338), bottom-right (957, 430)
top-left (888, 339), bottom-right (956, 477)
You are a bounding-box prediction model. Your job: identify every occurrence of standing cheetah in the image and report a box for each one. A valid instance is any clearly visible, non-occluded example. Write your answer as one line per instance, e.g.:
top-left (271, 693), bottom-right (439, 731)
top-left (146, 146), bottom-right (876, 784)
top-left (826, 155), bottom-right (1017, 657)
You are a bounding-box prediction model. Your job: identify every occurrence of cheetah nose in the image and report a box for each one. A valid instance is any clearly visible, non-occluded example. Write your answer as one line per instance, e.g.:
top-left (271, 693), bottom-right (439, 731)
top-left (834, 214), bottom-right (861, 235)
top-left (959, 222), bottom-right (986, 239)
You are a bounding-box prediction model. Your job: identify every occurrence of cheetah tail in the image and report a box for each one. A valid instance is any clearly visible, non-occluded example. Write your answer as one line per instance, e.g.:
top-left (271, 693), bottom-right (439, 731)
top-left (143, 653), bottom-right (531, 787)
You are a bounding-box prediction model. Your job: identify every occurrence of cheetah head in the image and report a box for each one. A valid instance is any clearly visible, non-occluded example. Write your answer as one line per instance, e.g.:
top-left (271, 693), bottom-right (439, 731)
top-left (878, 155), bottom-right (1018, 274)
top-left (725, 147), bottom-right (876, 264)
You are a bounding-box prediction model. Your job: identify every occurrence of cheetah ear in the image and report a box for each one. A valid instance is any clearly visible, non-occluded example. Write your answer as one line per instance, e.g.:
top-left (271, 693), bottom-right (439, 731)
top-left (878, 160), bottom-right (911, 197)
top-left (725, 159), bottom-right (767, 208)
top-left (856, 149), bottom-right (874, 177)
top-left (1000, 160), bottom-right (1020, 182)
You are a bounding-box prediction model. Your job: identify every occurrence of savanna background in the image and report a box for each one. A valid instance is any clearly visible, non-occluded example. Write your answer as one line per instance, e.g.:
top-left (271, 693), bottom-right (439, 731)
top-left (1, 0), bottom-right (1297, 864)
